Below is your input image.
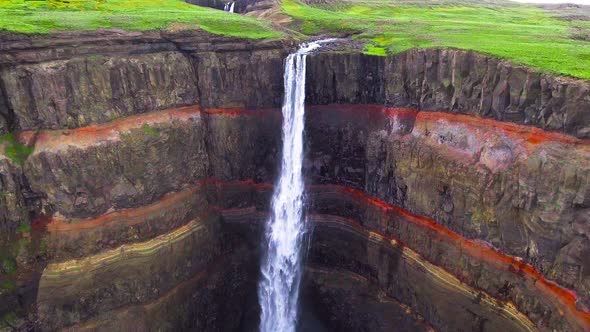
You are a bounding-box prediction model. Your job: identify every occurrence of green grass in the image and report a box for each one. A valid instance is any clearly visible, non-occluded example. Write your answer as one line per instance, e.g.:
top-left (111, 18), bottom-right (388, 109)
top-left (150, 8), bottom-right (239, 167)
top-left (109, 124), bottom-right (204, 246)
top-left (0, 0), bottom-right (280, 38)
top-left (141, 123), bottom-right (160, 137)
top-left (16, 221), bottom-right (30, 234)
top-left (0, 133), bottom-right (33, 166)
top-left (1, 0), bottom-right (589, 79)
top-left (282, 0), bottom-right (590, 79)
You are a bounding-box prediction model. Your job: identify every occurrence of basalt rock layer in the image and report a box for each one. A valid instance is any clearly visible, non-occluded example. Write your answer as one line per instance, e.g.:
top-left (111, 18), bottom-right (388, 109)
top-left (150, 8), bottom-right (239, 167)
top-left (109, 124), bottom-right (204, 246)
top-left (0, 30), bottom-right (288, 132)
top-left (304, 105), bottom-right (590, 311)
top-left (0, 30), bottom-right (589, 331)
top-left (306, 51), bottom-right (590, 139)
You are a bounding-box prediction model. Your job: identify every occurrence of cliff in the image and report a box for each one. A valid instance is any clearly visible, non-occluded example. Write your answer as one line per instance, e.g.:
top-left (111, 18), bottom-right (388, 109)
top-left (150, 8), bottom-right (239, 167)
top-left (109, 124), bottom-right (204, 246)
top-left (0, 30), bottom-right (589, 331)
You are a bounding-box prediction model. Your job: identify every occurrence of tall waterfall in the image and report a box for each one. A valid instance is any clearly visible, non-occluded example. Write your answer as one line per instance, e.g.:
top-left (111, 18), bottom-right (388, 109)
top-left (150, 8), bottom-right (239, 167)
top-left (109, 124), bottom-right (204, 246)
top-left (258, 40), bottom-right (334, 332)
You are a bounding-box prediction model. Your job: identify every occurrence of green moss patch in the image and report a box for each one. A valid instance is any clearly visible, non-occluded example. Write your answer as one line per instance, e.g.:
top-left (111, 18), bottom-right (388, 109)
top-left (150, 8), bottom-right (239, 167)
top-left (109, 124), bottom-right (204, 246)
top-left (141, 123), bottom-right (160, 137)
top-left (0, 134), bottom-right (33, 166)
top-left (0, 312), bottom-right (17, 328)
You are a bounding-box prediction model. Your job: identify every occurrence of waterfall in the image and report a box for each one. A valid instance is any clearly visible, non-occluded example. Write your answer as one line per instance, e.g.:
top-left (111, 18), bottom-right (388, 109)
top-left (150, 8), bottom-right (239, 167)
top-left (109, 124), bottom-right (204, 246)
top-left (258, 39), bottom-right (335, 332)
top-left (224, 2), bottom-right (234, 12)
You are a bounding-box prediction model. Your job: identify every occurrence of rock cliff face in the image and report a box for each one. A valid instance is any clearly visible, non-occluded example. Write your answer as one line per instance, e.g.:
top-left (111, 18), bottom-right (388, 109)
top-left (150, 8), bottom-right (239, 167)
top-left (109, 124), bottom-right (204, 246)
top-left (307, 50), bottom-right (590, 138)
top-left (305, 105), bottom-right (590, 311)
top-left (0, 30), bottom-right (589, 331)
top-left (0, 30), bottom-right (287, 131)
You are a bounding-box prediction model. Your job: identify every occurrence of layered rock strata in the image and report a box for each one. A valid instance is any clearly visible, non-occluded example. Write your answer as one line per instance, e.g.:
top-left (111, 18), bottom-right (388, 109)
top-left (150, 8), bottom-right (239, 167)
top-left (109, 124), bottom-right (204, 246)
top-left (0, 31), bottom-right (589, 331)
top-left (306, 51), bottom-right (590, 138)
top-left (219, 181), bottom-right (590, 331)
top-left (2, 34), bottom-right (590, 136)
top-left (305, 105), bottom-right (590, 310)
top-left (0, 30), bottom-right (288, 132)
top-left (0, 103), bottom-right (586, 331)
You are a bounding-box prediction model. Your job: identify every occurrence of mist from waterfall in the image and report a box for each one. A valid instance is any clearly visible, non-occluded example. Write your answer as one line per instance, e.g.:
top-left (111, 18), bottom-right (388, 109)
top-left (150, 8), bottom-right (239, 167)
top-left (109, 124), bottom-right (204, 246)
top-left (257, 39), bottom-right (335, 332)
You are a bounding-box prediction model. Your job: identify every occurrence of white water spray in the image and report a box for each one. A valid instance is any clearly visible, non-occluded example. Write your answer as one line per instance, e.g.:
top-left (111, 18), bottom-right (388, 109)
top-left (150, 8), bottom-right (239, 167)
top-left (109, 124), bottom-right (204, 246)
top-left (224, 2), bottom-right (235, 12)
top-left (258, 39), bottom-right (335, 332)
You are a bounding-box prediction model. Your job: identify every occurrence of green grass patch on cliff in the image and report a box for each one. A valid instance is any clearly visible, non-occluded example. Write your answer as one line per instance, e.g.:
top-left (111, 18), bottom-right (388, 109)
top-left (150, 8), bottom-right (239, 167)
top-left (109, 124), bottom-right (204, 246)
top-left (141, 123), bottom-right (160, 137)
top-left (0, 133), bottom-right (33, 166)
top-left (0, 0), bottom-right (280, 38)
top-left (282, 0), bottom-right (590, 79)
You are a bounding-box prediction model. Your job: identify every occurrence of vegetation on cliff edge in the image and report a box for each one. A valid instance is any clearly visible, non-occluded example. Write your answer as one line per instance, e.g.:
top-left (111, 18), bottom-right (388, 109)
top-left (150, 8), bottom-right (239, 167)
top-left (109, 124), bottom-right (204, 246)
top-left (0, 133), bottom-right (33, 166)
top-left (0, 0), bottom-right (280, 38)
top-left (282, 0), bottom-right (590, 79)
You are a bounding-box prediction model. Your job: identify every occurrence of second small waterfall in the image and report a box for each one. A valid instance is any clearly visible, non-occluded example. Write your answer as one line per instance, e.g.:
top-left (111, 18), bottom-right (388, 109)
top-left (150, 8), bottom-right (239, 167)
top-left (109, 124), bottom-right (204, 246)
top-left (258, 40), bottom-right (334, 332)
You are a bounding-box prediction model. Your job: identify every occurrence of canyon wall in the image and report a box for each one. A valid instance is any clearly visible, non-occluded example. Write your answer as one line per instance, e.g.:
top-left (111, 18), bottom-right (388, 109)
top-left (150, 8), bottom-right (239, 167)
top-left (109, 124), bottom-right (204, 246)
top-left (0, 30), bottom-right (287, 132)
top-left (307, 50), bottom-right (590, 139)
top-left (0, 30), bottom-right (589, 331)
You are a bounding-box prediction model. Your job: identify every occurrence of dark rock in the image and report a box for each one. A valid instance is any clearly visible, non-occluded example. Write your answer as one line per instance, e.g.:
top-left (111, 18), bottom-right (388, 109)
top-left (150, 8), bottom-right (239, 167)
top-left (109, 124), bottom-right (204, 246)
top-left (307, 49), bottom-right (590, 138)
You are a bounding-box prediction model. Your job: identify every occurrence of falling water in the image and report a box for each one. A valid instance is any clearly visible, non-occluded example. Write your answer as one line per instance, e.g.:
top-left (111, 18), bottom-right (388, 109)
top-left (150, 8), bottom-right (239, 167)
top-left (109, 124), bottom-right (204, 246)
top-left (224, 2), bottom-right (234, 12)
top-left (258, 39), bottom-right (335, 332)
top-left (223, 2), bottom-right (236, 13)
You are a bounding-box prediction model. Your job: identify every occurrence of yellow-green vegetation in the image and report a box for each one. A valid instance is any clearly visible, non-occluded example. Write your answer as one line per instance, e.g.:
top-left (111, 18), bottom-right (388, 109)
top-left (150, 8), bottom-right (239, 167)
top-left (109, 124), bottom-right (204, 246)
top-left (0, 0), bottom-right (280, 38)
top-left (282, 0), bottom-right (590, 79)
top-left (0, 133), bottom-right (33, 166)
top-left (16, 221), bottom-right (30, 234)
top-left (141, 123), bottom-right (160, 137)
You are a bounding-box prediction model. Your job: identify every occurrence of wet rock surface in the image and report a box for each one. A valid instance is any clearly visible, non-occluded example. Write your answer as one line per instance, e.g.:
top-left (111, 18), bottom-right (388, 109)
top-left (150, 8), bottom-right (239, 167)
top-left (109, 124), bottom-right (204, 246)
top-left (302, 267), bottom-right (434, 332)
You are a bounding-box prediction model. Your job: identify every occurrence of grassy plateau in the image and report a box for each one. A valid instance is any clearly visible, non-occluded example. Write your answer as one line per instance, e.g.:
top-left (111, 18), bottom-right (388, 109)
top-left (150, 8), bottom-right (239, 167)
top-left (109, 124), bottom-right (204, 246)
top-left (0, 0), bottom-right (589, 79)
top-left (282, 0), bottom-right (590, 79)
top-left (0, 0), bottom-right (280, 38)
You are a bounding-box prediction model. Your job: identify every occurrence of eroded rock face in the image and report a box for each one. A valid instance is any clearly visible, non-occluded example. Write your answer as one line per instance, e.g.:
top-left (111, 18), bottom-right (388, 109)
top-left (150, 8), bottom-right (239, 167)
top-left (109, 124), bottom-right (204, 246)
top-left (307, 50), bottom-right (590, 138)
top-left (1, 105), bottom-right (588, 331)
top-left (0, 157), bottom-right (29, 233)
top-left (0, 30), bottom-right (288, 131)
top-left (38, 217), bottom-right (224, 330)
top-left (22, 107), bottom-right (280, 218)
top-left (0, 31), bottom-right (589, 331)
top-left (305, 105), bottom-right (590, 310)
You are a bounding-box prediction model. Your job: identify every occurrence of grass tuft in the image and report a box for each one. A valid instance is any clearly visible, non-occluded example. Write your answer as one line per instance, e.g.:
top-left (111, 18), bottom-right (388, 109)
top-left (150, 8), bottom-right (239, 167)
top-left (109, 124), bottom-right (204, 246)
top-left (141, 123), bottom-right (160, 137)
top-left (0, 133), bottom-right (33, 166)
